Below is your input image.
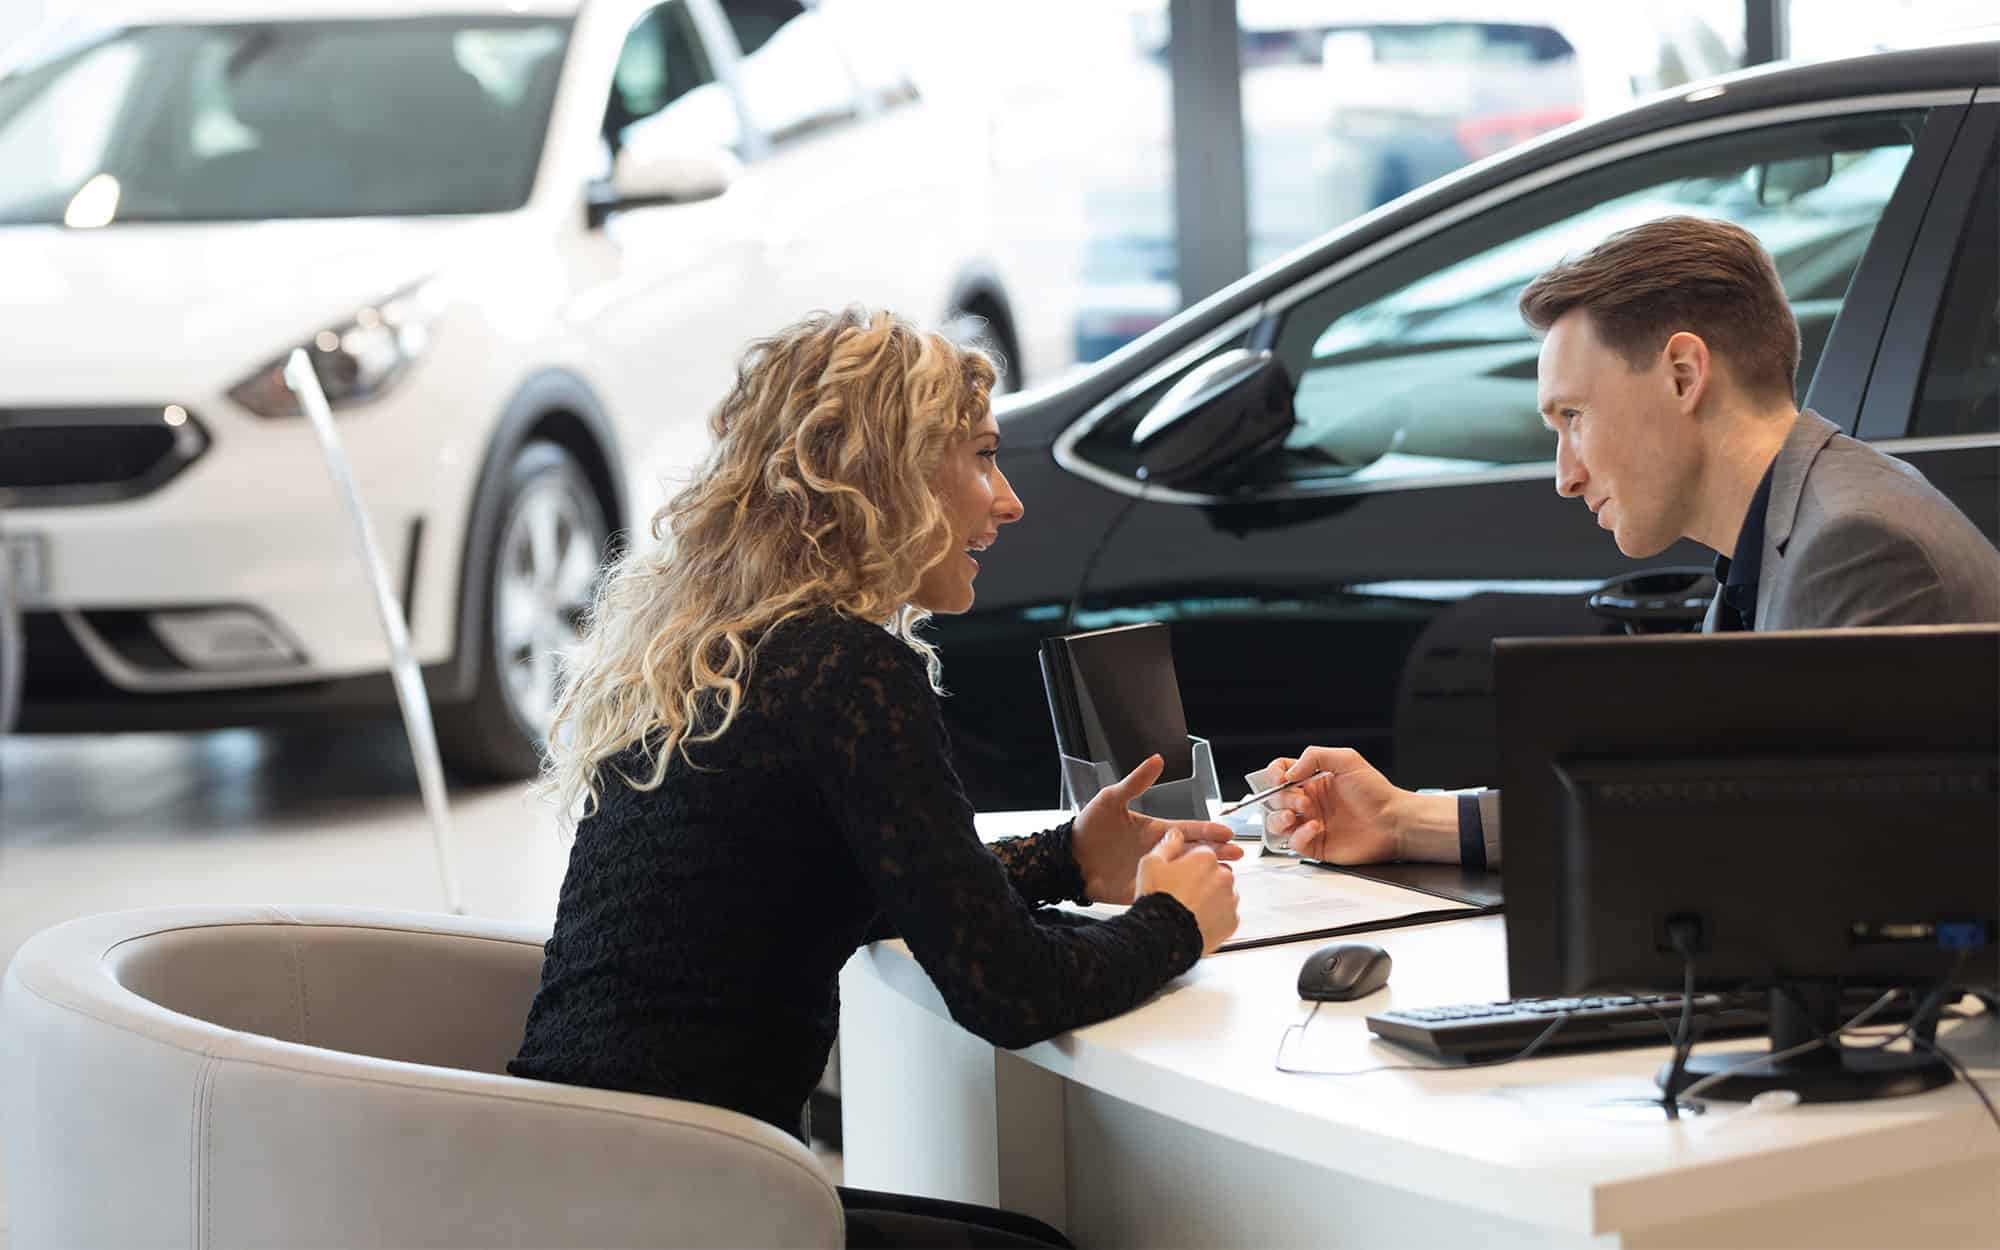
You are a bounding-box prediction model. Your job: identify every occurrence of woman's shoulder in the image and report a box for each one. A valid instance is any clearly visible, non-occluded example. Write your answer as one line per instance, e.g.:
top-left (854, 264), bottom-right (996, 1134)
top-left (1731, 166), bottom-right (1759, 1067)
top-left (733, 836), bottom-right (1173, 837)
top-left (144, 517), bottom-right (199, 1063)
top-left (755, 608), bottom-right (928, 700)
top-left (760, 607), bottom-right (918, 664)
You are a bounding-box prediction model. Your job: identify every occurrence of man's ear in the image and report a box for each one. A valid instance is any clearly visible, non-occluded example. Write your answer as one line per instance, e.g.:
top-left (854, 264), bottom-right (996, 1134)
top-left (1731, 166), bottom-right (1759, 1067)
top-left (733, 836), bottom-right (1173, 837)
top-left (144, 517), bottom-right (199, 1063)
top-left (1662, 331), bottom-right (1710, 410)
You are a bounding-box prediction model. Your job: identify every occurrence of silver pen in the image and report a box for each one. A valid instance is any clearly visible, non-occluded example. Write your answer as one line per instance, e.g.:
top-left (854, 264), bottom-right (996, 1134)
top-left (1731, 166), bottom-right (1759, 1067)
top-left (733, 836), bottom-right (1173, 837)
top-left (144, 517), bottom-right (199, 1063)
top-left (1214, 769), bottom-right (1330, 817)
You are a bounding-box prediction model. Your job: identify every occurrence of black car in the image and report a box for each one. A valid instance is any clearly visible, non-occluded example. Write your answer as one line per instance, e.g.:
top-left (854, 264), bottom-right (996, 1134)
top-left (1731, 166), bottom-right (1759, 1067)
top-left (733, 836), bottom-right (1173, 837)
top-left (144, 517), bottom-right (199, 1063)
top-left (934, 41), bottom-right (1999, 812)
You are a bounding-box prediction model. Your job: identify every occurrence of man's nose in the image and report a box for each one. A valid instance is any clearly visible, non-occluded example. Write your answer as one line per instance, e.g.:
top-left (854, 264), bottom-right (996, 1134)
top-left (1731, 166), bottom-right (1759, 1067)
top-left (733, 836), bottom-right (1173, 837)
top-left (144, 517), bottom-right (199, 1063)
top-left (993, 466), bottom-right (1024, 524)
top-left (1554, 437), bottom-right (1586, 498)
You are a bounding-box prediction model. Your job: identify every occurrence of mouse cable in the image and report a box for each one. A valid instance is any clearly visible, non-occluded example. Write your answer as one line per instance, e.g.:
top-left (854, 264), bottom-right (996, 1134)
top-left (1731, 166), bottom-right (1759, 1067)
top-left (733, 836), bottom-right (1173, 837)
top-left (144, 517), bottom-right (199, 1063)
top-left (1272, 982), bottom-right (1725, 1081)
top-left (1273, 1002), bottom-right (1574, 1077)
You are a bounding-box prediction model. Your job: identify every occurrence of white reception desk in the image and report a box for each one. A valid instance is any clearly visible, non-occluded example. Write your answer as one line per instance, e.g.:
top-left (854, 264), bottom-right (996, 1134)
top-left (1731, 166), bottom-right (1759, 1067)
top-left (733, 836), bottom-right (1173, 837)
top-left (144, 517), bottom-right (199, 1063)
top-left (837, 813), bottom-right (2000, 1249)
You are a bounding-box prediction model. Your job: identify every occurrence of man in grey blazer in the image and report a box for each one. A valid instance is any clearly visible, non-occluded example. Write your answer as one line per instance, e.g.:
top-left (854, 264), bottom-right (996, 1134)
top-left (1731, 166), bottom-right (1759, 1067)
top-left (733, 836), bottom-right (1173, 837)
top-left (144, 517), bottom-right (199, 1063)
top-left (1262, 215), bottom-right (1999, 869)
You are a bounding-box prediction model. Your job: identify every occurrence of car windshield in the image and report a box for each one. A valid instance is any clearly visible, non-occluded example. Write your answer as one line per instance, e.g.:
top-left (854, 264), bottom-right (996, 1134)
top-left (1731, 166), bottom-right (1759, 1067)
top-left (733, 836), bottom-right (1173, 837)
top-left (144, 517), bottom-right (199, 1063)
top-left (0, 16), bottom-right (570, 225)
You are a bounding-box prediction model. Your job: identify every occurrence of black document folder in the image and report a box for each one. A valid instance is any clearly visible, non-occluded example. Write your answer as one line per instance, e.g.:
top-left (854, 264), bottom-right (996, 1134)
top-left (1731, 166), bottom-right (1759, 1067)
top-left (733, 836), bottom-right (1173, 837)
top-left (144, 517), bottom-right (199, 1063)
top-left (1039, 622), bottom-right (1194, 782)
top-left (1314, 861), bottom-right (1505, 911)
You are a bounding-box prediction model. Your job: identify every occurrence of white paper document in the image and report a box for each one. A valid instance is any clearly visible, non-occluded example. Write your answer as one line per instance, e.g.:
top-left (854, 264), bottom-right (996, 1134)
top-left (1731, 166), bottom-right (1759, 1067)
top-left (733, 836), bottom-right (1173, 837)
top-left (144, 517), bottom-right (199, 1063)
top-left (1064, 850), bottom-right (1476, 950)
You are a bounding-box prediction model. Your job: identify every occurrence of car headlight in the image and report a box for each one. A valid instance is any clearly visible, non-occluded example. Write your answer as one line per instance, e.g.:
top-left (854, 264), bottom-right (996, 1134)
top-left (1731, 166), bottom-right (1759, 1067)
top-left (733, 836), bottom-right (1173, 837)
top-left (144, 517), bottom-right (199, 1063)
top-left (228, 280), bottom-right (444, 418)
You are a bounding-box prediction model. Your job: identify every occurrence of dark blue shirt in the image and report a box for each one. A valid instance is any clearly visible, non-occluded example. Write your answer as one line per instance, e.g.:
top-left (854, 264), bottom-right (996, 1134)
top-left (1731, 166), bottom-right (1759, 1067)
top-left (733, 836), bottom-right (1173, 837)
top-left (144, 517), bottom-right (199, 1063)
top-left (1711, 460), bottom-right (1777, 633)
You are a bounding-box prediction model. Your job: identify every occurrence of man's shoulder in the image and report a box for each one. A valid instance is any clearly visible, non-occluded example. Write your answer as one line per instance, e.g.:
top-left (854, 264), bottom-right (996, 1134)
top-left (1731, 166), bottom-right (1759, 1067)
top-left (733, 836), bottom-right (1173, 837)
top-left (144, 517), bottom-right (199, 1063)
top-left (1796, 436), bottom-right (1973, 544)
top-left (1776, 437), bottom-right (2000, 627)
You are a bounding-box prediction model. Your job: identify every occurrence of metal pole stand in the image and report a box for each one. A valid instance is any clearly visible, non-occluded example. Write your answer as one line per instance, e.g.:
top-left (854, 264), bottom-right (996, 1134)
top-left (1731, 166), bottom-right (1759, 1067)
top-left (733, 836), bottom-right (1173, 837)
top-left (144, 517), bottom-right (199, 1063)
top-left (283, 350), bottom-right (462, 914)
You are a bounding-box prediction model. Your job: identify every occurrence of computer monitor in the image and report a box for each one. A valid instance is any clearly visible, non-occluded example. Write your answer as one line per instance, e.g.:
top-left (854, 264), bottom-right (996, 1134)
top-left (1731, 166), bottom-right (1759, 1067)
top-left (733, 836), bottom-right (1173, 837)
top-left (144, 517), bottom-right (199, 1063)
top-left (1498, 625), bottom-right (1999, 1104)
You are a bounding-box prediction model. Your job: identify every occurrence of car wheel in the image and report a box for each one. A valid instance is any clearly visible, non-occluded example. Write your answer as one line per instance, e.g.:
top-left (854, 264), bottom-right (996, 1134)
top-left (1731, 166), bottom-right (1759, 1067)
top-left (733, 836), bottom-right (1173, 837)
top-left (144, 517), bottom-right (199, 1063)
top-left (945, 304), bottom-right (1021, 394)
top-left (436, 440), bottom-right (608, 780)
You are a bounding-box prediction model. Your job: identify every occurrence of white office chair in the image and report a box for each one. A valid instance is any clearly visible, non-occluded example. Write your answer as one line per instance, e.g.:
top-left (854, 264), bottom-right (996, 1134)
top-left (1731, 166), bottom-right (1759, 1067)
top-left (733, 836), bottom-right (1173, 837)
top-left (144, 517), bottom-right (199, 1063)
top-left (0, 905), bottom-right (842, 1249)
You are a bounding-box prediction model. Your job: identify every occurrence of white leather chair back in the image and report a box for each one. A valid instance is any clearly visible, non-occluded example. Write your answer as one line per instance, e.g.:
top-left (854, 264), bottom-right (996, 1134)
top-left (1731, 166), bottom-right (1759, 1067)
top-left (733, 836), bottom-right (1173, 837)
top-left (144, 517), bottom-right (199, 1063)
top-left (1, 905), bottom-right (842, 1250)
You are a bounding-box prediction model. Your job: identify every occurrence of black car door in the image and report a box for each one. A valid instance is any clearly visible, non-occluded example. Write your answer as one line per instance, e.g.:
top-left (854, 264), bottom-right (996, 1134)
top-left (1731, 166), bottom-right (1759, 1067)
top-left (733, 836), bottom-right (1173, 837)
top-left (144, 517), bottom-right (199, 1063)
top-left (1060, 99), bottom-right (1966, 795)
top-left (1848, 99), bottom-right (1999, 542)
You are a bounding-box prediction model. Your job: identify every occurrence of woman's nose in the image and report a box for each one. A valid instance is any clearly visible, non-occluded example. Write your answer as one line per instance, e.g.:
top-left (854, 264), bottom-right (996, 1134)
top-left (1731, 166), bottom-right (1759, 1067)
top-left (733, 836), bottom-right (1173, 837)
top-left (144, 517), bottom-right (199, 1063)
top-left (994, 466), bottom-right (1024, 524)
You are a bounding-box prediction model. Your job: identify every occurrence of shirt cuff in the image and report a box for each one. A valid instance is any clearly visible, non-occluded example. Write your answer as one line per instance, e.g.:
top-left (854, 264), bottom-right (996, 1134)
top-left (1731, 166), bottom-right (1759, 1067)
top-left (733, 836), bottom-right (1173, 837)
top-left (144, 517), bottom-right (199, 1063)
top-left (1457, 793), bottom-right (1488, 872)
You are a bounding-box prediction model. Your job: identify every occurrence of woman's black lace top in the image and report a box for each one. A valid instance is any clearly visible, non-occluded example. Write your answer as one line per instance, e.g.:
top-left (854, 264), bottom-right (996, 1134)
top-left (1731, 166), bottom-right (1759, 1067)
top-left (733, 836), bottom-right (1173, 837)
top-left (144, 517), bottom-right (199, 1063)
top-left (509, 608), bottom-right (1202, 1132)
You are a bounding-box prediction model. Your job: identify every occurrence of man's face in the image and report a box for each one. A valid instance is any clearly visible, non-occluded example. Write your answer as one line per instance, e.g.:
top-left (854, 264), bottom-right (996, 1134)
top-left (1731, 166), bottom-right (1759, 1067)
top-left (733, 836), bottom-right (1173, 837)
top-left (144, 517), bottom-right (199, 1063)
top-left (1537, 309), bottom-right (1702, 559)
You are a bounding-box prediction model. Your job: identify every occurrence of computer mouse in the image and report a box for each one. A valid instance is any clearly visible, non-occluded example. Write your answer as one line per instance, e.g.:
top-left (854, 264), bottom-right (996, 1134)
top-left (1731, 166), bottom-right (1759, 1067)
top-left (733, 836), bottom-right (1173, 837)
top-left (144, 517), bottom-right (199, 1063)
top-left (1297, 942), bottom-right (1392, 1002)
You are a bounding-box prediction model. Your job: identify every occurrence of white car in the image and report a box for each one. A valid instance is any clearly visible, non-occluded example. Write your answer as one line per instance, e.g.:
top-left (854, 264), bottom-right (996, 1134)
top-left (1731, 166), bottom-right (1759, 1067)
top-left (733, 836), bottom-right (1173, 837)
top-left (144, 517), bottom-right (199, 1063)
top-left (0, 0), bottom-right (1027, 775)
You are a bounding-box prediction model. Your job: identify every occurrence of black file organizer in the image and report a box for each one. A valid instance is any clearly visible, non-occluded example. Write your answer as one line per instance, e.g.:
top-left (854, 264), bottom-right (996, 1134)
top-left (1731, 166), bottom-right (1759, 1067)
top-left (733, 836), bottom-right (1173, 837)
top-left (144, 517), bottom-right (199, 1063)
top-left (1059, 735), bottom-right (1221, 821)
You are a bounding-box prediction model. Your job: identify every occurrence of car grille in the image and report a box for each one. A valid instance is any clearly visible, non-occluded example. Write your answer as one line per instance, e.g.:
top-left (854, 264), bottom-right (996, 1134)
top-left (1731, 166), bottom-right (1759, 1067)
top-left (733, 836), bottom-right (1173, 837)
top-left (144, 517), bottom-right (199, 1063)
top-left (0, 407), bottom-right (210, 506)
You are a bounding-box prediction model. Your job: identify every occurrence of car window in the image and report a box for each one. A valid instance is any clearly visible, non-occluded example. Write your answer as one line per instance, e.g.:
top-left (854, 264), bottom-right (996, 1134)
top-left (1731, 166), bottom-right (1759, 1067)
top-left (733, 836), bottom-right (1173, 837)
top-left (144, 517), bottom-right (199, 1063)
top-left (606, 0), bottom-right (738, 158)
top-left (717, 0), bottom-right (858, 148)
top-left (1909, 149), bottom-right (1998, 438)
top-left (0, 39), bottom-right (140, 197)
top-left (815, 0), bottom-right (918, 113)
top-left (0, 18), bottom-right (570, 224)
top-left (1259, 111), bottom-right (1924, 489)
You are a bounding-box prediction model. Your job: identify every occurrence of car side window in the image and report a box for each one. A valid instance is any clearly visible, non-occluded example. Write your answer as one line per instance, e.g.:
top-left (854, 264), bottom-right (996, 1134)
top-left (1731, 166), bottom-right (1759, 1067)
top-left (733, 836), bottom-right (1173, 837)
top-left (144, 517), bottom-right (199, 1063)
top-left (605, 1), bottom-right (738, 158)
top-left (815, 0), bottom-right (919, 113)
top-left (1262, 111), bottom-right (1925, 488)
top-left (1910, 149), bottom-right (1998, 438)
top-left (717, 0), bottom-right (859, 148)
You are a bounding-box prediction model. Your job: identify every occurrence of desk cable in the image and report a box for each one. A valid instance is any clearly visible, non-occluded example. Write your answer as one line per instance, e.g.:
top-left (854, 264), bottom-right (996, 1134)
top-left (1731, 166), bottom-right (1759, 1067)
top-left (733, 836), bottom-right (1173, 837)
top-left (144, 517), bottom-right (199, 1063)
top-left (1273, 1002), bottom-right (1575, 1077)
top-left (1274, 988), bottom-right (1719, 1080)
top-left (1657, 946), bottom-right (2000, 1135)
top-left (1658, 920), bottom-right (1704, 1119)
top-left (1273, 984), bottom-right (1998, 1133)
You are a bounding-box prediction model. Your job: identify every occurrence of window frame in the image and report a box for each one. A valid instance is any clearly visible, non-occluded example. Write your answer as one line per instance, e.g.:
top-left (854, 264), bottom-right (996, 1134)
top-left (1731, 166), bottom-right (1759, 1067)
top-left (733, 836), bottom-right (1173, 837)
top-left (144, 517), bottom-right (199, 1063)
top-left (698, 0), bottom-right (861, 159)
top-left (603, 0), bottom-right (731, 158)
top-left (1051, 89), bottom-right (1972, 509)
top-left (1853, 97), bottom-right (2000, 445)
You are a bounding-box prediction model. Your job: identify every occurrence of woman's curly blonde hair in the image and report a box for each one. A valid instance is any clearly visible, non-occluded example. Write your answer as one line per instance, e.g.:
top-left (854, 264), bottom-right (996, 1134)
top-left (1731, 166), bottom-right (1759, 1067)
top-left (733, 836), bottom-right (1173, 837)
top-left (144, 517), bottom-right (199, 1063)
top-left (544, 307), bottom-right (998, 819)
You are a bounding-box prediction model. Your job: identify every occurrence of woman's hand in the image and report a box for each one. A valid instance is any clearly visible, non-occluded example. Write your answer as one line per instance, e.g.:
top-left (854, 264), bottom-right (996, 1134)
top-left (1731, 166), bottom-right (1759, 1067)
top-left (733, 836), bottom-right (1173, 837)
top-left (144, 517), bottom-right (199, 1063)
top-left (1073, 753), bottom-right (1243, 905)
top-left (1137, 828), bottom-right (1241, 955)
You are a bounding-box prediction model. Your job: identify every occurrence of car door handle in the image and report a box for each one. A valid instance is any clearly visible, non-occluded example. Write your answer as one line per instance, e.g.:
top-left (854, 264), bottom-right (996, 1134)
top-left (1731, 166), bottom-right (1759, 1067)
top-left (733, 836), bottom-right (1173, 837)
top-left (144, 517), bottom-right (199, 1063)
top-left (1587, 565), bottom-right (1716, 633)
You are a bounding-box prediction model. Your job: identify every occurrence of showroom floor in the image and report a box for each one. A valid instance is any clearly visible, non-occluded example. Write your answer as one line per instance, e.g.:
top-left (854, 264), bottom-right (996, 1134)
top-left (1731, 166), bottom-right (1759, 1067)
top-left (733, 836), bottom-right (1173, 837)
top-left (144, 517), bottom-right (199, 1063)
top-left (0, 722), bottom-right (839, 1242)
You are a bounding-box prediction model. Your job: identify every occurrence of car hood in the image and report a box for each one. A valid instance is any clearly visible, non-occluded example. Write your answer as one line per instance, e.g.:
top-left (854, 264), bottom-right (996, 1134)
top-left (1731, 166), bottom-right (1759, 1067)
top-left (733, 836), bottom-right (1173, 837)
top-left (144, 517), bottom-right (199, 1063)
top-left (0, 216), bottom-right (509, 399)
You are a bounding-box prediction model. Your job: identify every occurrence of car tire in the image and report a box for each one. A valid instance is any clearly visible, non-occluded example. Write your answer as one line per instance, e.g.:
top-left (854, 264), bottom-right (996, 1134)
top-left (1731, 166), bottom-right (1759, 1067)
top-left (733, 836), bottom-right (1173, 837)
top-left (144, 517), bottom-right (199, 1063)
top-left (435, 440), bottom-right (608, 781)
top-left (946, 304), bottom-right (1022, 394)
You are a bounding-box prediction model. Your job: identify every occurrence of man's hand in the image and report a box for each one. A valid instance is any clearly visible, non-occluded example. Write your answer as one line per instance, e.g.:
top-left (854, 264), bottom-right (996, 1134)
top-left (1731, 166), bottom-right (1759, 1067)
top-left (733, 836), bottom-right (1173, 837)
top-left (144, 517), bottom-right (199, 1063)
top-left (1074, 753), bottom-right (1242, 904)
top-left (1262, 746), bottom-right (1406, 864)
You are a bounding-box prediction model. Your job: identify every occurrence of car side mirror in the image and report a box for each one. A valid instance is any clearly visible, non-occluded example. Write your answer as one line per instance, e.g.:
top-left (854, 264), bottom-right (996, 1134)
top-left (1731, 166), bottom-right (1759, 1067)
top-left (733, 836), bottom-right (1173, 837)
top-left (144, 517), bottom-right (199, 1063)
top-left (1129, 348), bottom-right (1297, 488)
top-left (587, 142), bottom-right (741, 227)
top-left (1754, 153), bottom-right (1832, 206)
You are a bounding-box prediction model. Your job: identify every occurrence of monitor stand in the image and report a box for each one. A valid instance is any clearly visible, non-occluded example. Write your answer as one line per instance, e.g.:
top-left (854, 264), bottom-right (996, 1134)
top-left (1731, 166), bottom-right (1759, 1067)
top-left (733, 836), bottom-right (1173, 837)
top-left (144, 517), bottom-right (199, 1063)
top-left (1658, 981), bottom-right (1954, 1104)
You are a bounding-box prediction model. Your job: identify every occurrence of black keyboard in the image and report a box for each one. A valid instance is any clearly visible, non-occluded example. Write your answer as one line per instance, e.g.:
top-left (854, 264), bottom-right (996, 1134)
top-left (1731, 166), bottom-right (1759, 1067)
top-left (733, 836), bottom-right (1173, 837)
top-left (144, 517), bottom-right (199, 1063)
top-left (1367, 989), bottom-right (1917, 1060)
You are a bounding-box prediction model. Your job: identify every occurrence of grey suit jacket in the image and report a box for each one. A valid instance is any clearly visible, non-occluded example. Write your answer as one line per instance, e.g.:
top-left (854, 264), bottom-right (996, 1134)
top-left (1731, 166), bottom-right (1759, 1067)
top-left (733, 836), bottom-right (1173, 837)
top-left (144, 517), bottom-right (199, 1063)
top-left (1476, 410), bottom-right (1998, 867)
top-left (1700, 410), bottom-right (2000, 631)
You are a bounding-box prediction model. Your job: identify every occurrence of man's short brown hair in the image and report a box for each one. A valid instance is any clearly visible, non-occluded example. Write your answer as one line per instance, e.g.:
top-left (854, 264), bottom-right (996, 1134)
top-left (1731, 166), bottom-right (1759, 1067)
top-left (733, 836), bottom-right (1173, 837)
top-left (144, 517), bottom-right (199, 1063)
top-left (1518, 215), bottom-right (1800, 403)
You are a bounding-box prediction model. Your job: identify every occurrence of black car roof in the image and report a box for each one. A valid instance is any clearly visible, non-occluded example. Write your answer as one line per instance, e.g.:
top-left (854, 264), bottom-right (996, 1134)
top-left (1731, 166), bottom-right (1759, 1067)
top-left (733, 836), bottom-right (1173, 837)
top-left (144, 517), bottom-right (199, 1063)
top-left (1005, 40), bottom-right (1998, 443)
top-left (1256, 40), bottom-right (1999, 302)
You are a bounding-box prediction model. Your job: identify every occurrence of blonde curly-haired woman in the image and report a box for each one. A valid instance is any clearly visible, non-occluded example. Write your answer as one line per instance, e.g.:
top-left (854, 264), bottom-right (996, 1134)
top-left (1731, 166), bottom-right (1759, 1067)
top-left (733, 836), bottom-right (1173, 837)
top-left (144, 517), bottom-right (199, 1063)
top-left (510, 308), bottom-right (1240, 1249)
